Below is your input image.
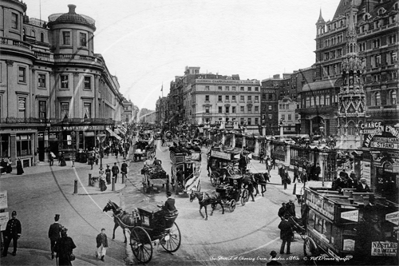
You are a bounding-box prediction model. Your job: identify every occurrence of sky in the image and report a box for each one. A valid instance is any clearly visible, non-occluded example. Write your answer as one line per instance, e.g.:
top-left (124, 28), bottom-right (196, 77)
top-left (25, 0), bottom-right (340, 110)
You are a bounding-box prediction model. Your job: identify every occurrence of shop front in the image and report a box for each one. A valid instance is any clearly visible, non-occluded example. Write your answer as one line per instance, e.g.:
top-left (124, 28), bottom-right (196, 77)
top-left (0, 129), bottom-right (36, 167)
top-left (361, 122), bottom-right (399, 203)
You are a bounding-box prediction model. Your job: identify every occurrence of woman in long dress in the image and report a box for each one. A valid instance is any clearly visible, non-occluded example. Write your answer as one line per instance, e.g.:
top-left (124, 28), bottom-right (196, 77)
top-left (6, 157), bottom-right (12, 173)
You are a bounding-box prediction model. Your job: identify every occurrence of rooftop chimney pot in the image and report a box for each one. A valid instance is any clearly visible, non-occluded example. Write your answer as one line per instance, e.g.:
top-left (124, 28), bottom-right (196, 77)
top-left (68, 4), bottom-right (76, 14)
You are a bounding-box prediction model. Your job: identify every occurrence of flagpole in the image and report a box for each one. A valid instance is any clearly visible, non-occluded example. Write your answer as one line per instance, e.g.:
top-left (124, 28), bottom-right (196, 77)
top-left (161, 83), bottom-right (163, 98)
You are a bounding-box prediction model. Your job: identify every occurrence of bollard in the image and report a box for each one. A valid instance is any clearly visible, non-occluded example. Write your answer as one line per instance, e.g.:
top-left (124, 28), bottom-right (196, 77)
top-left (112, 177), bottom-right (115, 191)
top-left (74, 179), bottom-right (78, 194)
top-left (88, 173), bottom-right (92, 186)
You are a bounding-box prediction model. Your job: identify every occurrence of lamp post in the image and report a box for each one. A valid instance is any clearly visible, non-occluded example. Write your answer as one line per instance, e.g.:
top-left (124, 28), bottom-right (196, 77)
top-left (97, 133), bottom-right (106, 170)
top-left (279, 119), bottom-right (284, 137)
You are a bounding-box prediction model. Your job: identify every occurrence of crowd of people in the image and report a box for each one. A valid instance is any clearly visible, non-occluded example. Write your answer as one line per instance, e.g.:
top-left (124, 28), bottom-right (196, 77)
top-left (0, 157), bottom-right (24, 175)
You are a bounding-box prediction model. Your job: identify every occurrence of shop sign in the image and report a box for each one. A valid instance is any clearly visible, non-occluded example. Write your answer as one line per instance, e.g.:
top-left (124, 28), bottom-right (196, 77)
top-left (0, 212), bottom-right (9, 231)
top-left (343, 239), bottom-right (355, 251)
top-left (341, 210), bottom-right (359, 222)
top-left (385, 211), bottom-right (399, 225)
top-left (210, 150), bottom-right (231, 160)
top-left (362, 123), bottom-right (399, 148)
top-left (306, 192), bottom-right (335, 220)
top-left (51, 125), bottom-right (105, 131)
top-left (0, 191), bottom-right (8, 209)
top-left (371, 241), bottom-right (397, 257)
top-left (361, 161), bottom-right (371, 185)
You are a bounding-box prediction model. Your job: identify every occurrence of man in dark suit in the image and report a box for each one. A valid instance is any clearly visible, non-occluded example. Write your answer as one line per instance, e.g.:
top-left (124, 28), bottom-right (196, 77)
top-left (278, 214), bottom-right (293, 254)
top-left (2, 211), bottom-right (22, 257)
top-left (112, 162), bottom-right (119, 183)
top-left (163, 191), bottom-right (177, 213)
top-left (356, 177), bottom-right (371, 192)
top-left (48, 214), bottom-right (62, 259)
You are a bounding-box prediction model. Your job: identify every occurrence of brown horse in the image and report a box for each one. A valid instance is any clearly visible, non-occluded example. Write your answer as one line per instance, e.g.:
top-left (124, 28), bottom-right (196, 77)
top-left (103, 200), bottom-right (137, 243)
top-left (189, 191), bottom-right (224, 220)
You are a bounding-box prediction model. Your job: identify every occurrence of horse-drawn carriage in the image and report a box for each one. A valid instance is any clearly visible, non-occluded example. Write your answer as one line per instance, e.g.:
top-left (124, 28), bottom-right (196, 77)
top-left (133, 140), bottom-right (148, 161)
top-left (103, 201), bottom-right (181, 263)
top-left (141, 160), bottom-right (170, 193)
top-left (215, 175), bottom-right (249, 212)
top-left (170, 150), bottom-right (201, 195)
top-left (207, 148), bottom-right (241, 187)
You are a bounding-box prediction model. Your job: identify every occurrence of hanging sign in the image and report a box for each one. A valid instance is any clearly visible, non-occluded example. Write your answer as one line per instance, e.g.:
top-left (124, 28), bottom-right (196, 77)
top-left (0, 212), bottom-right (9, 231)
top-left (341, 210), bottom-right (359, 222)
top-left (385, 211), bottom-right (399, 225)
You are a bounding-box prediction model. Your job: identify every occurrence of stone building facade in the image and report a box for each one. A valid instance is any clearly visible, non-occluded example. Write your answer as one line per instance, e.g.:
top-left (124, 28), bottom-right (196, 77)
top-left (0, 1), bottom-right (125, 165)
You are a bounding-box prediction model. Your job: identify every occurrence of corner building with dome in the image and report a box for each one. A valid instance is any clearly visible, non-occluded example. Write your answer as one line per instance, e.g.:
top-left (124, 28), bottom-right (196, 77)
top-left (0, 1), bottom-right (126, 166)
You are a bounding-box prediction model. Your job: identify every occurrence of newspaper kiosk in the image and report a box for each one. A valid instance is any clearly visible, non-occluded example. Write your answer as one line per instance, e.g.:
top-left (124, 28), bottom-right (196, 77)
top-left (302, 187), bottom-right (398, 265)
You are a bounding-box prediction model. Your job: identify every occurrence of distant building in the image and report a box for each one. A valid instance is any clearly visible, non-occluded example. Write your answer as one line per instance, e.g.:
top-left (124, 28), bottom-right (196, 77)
top-left (180, 67), bottom-right (261, 132)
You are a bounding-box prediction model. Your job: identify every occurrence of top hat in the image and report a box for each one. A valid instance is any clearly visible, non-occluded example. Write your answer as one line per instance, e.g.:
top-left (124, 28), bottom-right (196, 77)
top-left (55, 214), bottom-right (60, 220)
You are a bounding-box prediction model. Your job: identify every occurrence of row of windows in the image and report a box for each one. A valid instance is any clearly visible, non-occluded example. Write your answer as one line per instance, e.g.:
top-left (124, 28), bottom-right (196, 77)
top-left (23, 28), bottom-right (45, 43)
top-left (61, 30), bottom-right (88, 47)
top-left (207, 117), bottom-right (260, 126)
top-left (323, 63), bottom-right (342, 77)
top-left (17, 67), bottom-right (93, 90)
top-left (323, 49), bottom-right (342, 61)
top-left (10, 97), bottom-right (93, 120)
top-left (205, 85), bottom-right (259, 91)
top-left (370, 90), bottom-right (397, 106)
top-left (204, 105), bottom-right (260, 114)
top-left (370, 52), bottom-right (398, 68)
top-left (358, 15), bottom-right (397, 33)
top-left (301, 94), bottom-right (338, 108)
top-left (205, 95), bottom-right (260, 102)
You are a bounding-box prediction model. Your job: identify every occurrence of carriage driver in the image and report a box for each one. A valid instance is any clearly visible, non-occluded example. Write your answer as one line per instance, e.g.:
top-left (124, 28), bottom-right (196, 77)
top-left (158, 191), bottom-right (178, 219)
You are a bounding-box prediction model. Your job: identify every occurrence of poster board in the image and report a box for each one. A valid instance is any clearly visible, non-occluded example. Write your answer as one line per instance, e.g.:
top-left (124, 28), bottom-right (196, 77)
top-left (0, 191), bottom-right (8, 210)
top-left (0, 212), bottom-right (9, 231)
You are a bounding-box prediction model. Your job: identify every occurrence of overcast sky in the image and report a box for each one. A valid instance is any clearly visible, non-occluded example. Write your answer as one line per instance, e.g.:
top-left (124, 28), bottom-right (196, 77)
top-left (25, 0), bottom-right (340, 110)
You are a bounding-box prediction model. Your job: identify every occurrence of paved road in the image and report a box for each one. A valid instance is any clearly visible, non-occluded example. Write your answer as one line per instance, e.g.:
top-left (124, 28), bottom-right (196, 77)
top-left (1, 155), bottom-right (127, 266)
top-left (1, 140), bottom-right (321, 265)
top-left (122, 141), bottom-right (306, 265)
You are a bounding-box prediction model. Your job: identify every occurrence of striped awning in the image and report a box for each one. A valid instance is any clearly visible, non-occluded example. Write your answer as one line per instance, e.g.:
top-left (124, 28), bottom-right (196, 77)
top-left (106, 128), bottom-right (122, 140)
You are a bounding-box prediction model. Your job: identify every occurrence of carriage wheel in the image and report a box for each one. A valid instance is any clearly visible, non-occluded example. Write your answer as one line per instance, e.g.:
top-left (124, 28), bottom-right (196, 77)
top-left (229, 199), bottom-right (236, 212)
top-left (130, 227), bottom-right (153, 263)
top-left (160, 222), bottom-right (181, 253)
top-left (303, 237), bottom-right (318, 258)
top-left (241, 189), bottom-right (249, 206)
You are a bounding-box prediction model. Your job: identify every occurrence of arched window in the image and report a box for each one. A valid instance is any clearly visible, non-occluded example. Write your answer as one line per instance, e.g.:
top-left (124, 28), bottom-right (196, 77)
top-left (326, 94), bottom-right (330, 105)
top-left (320, 95), bottom-right (325, 106)
top-left (315, 95), bottom-right (320, 106)
top-left (375, 92), bottom-right (381, 106)
top-left (40, 32), bottom-right (44, 42)
top-left (31, 30), bottom-right (35, 37)
top-left (347, 121), bottom-right (356, 135)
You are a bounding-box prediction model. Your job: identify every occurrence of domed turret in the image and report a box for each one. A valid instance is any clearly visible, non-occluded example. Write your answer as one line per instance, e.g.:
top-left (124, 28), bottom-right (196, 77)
top-left (48, 4), bottom-right (96, 31)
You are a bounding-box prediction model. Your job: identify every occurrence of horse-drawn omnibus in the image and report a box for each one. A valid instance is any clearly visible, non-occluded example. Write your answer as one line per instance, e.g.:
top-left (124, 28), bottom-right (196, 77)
top-left (300, 187), bottom-right (398, 265)
top-left (207, 147), bottom-right (241, 186)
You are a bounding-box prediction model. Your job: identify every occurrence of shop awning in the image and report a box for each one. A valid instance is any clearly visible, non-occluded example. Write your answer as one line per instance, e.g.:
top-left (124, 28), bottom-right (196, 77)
top-left (106, 128), bottom-right (122, 140)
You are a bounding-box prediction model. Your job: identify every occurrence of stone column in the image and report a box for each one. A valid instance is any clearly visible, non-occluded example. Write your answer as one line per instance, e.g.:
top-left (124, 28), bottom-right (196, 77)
top-left (266, 140), bottom-right (271, 158)
top-left (221, 131), bottom-right (226, 145)
top-left (10, 134), bottom-right (16, 162)
top-left (318, 152), bottom-right (328, 187)
top-left (254, 137), bottom-right (260, 159)
top-left (262, 126), bottom-right (266, 136)
top-left (232, 134), bottom-right (236, 148)
top-left (285, 144), bottom-right (291, 167)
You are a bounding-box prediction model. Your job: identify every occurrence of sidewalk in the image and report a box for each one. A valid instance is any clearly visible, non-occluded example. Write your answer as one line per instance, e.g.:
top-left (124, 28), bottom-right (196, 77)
top-left (1, 154), bottom-right (128, 196)
top-left (1, 247), bottom-right (121, 266)
top-left (247, 158), bottom-right (332, 197)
